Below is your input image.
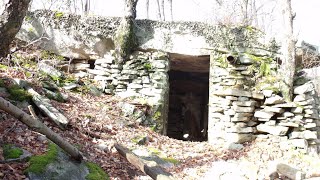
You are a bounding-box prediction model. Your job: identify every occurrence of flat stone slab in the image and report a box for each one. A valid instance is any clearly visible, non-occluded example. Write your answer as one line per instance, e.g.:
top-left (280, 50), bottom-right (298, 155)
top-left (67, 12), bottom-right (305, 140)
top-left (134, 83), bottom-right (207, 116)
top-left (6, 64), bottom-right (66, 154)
top-left (256, 124), bottom-right (289, 136)
top-left (212, 89), bottom-right (252, 97)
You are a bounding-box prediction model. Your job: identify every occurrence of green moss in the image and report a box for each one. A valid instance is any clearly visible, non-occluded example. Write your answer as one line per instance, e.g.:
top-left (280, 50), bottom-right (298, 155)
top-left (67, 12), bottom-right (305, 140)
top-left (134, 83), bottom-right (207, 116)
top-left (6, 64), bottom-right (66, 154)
top-left (0, 64), bottom-right (8, 70)
top-left (114, 17), bottom-right (137, 63)
top-left (3, 144), bottom-right (23, 160)
top-left (7, 85), bottom-right (32, 102)
top-left (148, 147), bottom-right (161, 156)
top-left (85, 162), bottom-right (109, 180)
top-left (25, 143), bottom-right (58, 174)
top-left (0, 79), bottom-right (5, 87)
top-left (161, 157), bottom-right (180, 165)
top-left (144, 63), bottom-right (152, 70)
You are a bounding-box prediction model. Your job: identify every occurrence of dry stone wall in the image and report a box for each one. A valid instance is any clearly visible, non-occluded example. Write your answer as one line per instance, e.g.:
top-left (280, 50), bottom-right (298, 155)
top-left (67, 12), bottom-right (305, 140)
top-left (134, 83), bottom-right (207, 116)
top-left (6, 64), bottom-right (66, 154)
top-left (87, 51), bottom-right (169, 134)
top-left (208, 53), bottom-right (320, 153)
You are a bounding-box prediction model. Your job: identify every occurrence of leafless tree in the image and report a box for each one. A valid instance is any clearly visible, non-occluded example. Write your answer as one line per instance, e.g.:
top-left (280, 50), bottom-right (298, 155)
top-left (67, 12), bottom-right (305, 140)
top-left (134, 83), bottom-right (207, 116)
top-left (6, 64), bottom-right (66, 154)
top-left (0, 0), bottom-right (31, 59)
top-left (280, 0), bottom-right (296, 101)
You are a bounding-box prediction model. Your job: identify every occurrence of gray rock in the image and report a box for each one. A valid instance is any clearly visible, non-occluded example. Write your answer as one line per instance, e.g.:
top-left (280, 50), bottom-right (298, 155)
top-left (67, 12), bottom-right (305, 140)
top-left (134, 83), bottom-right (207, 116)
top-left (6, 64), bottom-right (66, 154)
top-left (232, 101), bottom-right (256, 107)
top-left (278, 122), bottom-right (299, 127)
top-left (254, 111), bottom-right (275, 119)
top-left (256, 124), bottom-right (289, 135)
top-left (304, 123), bottom-right (317, 129)
top-left (119, 103), bottom-right (135, 116)
top-left (264, 95), bottom-right (285, 105)
top-left (226, 126), bottom-right (253, 133)
top-left (27, 149), bottom-right (89, 180)
top-left (232, 105), bottom-right (255, 113)
top-left (252, 92), bottom-right (265, 100)
top-left (95, 58), bottom-right (114, 65)
top-left (231, 116), bottom-right (251, 122)
top-left (63, 83), bottom-right (78, 90)
top-left (293, 82), bottom-right (314, 94)
top-left (293, 94), bottom-right (313, 102)
top-left (263, 106), bottom-right (285, 113)
top-left (225, 133), bottom-right (253, 143)
top-left (213, 88), bottom-right (252, 98)
top-left (262, 90), bottom-right (274, 97)
top-left (291, 107), bottom-right (303, 113)
top-left (290, 130), bottom-right (317, 140)
top-left (38, 62), bottom-right (63, 78)
top-left (273, 102), bottom-right (297, 108)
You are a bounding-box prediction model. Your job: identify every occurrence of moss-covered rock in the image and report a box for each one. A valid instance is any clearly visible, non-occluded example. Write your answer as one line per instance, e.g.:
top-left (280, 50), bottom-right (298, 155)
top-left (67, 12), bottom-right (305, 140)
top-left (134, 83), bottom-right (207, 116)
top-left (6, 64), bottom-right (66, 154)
top-left (7, 84), bottom-right (32, 102)
top-left (25, 143), bottom-right (58, 174)
top-left (3, 144), bottom-right (23, 160)
top-left (85, 162), bottom-right (109, 180)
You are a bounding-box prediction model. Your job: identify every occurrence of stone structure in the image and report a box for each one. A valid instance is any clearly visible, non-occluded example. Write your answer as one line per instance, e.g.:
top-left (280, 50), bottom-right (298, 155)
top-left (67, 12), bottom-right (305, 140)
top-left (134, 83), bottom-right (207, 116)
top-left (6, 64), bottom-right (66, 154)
top-left (17, 10), bottom-right (320, 152)
top-left (208, 53), bottom-right (320, 153)
top-left (87, 51), bottom-right (169, 134)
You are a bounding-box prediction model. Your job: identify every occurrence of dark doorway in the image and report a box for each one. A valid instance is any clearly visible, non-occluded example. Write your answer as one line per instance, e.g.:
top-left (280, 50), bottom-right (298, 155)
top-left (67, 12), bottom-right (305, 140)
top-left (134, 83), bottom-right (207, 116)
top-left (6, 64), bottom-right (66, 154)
top-left (167, 54), bottom-right (210, 141)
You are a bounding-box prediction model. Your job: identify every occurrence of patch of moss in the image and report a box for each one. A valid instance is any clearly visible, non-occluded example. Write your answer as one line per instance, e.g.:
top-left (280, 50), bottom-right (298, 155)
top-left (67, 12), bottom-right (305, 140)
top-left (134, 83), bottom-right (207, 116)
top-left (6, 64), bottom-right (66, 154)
top-left (0, 79), bottom-right (5, 87)
top-left (148, 147), bottom-right (161, 156)
top-left (114, 17), bottom-right (137, 63)
top-left (25, 143), bottom-right (58, 174)
top-left (3, 144), bottom-right (23, 160)
top-left (7, 85), bottom-right (32, 102)
top-left (0, 64), bottom-right (8, 70)
top-left (161, 157), bottom-right (180, 165)
top-left (85, 162), bottom-right (109, 180)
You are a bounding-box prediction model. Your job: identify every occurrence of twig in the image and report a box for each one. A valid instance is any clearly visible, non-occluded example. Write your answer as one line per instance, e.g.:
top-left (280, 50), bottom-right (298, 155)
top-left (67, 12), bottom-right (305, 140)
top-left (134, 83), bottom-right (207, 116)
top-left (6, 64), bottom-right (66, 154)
top-left (28, 105), bottom-right (38, 120)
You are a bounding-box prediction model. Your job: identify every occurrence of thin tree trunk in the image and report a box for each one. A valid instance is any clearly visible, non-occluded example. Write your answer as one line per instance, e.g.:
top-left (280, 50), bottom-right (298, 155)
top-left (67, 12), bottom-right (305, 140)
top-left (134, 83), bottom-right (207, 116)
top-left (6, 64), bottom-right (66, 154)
top-left (168, 0), bottom-right (172, 21)
top-left (280, 0), bottom-right (296, 101)
top-left (0, 0), bottom-right (31, 59)
top-left (115, 144), bottom-right (174, 180)
top-left (161, 0), bottom-right (165, 21)
top-left (155, 0), bottom-right (162, 20)
top-left (146, 0), bottom-right (149, 19)
top-left (0, 97), bottom-right (83, 161)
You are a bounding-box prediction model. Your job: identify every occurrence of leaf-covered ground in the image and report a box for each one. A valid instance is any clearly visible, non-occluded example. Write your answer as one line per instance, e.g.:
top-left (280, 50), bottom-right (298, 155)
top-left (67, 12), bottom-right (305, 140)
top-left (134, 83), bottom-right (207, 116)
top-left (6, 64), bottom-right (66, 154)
top-left (1, 85), bottom-right (320, 180)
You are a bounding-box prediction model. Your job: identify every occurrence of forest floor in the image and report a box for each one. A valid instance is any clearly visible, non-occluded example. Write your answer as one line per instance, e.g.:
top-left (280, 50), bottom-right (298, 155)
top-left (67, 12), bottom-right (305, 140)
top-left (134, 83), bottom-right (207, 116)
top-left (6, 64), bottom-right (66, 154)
top-left (0, 84), bottom-right (319, 180)
top-left (0, 45), bottom-right (319, 179)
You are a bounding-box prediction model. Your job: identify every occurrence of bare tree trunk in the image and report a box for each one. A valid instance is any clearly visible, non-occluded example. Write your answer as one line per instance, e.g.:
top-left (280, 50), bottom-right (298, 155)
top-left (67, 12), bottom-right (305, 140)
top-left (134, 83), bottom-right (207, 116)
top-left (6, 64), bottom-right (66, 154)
top-left (115, 144), bottom-right (174, 180)
top-left (280, 0), bottom-right (296, 101)
top-left (161, 0), bottom-right (165, 21)
top-left (0, 0), bottom-right (31, 59)
top-left (168, 0), bottom-right (173, 21)
top-left (146, 0), bottom-right (149, 19)
top-left (155, 0), bottom-right (162, 20)
top-left (114, 0), bottom-right (138, 63)
top-left (0, 97), bottom-right (83, 161)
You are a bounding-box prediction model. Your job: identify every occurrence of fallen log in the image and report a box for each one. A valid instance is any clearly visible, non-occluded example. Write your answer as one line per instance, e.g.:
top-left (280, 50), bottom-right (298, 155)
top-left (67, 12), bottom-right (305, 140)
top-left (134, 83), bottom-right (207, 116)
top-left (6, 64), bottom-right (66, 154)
top-left (13, 79), bottom-right (69, 129)
top-left (114, 144), bottom-right (174, 180)
top-left (0, 97), bottom-right (82, 161)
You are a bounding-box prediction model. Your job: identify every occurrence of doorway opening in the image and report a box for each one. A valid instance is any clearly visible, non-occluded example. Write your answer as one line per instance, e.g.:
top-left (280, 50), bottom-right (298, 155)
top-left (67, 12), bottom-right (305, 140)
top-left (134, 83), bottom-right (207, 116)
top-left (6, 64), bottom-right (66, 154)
top-left (167, 53), bottom-right (210, 141)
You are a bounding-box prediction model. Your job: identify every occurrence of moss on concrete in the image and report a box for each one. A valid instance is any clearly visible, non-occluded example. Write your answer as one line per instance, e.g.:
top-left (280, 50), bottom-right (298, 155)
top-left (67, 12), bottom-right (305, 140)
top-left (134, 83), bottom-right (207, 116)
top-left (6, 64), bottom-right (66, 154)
top-left (3, 144), bottom-right (23, 160)
top-left (85, 162), bottom-right (109, 180)
top-left (25, 143), bottom-right (58, 174)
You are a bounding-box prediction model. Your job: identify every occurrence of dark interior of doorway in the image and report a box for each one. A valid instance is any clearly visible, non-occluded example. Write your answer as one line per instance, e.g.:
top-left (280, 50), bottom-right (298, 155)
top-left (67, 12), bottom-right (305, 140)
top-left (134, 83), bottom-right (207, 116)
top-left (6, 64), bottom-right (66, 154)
top-left (167, 54), bottom-right (210, 141)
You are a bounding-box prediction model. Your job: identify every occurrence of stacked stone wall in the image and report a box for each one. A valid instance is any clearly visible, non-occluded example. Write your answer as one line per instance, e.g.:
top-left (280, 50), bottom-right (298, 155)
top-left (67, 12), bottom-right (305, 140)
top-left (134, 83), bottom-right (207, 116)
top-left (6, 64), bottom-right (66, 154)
top-left (208, 53), bottom-right (320, 153)
top-left (87, 51), bottom-right (170, 133)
